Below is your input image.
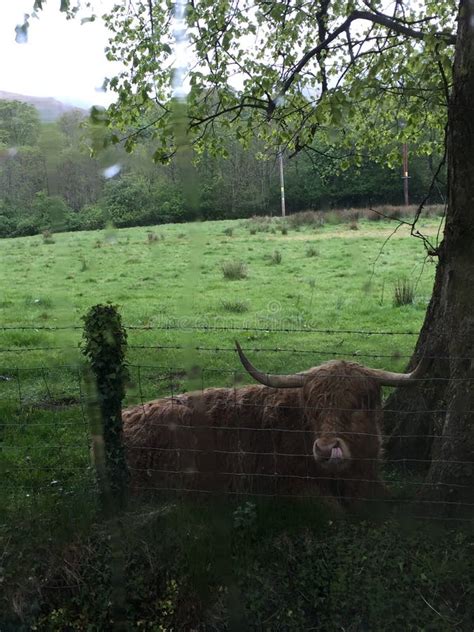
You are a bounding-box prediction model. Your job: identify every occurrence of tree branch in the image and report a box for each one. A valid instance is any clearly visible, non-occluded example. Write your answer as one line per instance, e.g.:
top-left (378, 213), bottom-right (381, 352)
top-left (281, 9), bottom-right (456, 95)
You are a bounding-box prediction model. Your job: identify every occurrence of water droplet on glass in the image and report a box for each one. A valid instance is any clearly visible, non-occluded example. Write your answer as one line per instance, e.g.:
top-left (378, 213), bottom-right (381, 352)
top-left (15, 16), bottom-right (30, 44)
top-left (102, 164), bottom-right (121, 179)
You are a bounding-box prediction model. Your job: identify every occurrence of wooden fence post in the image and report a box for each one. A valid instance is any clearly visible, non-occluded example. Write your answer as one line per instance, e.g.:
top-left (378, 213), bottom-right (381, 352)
top-left (82, 304), bottom-right (129, 512)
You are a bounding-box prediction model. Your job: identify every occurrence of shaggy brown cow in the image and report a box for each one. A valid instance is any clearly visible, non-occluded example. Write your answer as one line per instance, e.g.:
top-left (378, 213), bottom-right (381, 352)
top-left (123, 343), bottom-right (426, 507)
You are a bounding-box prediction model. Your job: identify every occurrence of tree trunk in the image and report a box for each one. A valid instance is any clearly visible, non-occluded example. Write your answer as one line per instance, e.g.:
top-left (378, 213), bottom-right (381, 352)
top-left (385, 0), bottom-right (474, 516)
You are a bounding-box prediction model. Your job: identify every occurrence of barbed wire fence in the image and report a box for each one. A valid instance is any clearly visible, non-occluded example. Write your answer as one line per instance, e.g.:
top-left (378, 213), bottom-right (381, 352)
top-left (1, 310), bottom-right (473, 527)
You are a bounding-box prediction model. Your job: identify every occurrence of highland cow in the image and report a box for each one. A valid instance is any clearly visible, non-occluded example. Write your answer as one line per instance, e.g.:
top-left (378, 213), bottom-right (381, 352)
top-left (123, 342), bottom-right (426, 507)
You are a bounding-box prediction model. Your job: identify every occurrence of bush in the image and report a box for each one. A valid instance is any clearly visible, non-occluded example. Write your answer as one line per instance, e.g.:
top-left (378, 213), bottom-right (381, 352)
top-left (271, 249), bottom-right (282, 264)
top-left (42, 229), bottom-right (55, 244)
top-left (247, 216), bottom-right (275, 233)
top-left (306, 244), bottom-right (319, 257)
top-left (0, 214), bottom-right (15, 237)
top-left (324, 211), bottom-right (343, 225)
top-left (221, 260), bottom-right (247, 280)
top-left (14, 215), bottom-right (42, 236)
top-left (101, 176), bottom-right (153, 227)
top-left (11, 505), bottom-right (472, 631)
top-left (75, 205), bottom-right (106, 231)
top-left (33, 193), bottom-right (73, 232)
top-left (147, 231), bottom-right (160, 243)
top-left (287, 210), bottom-right (324, 228)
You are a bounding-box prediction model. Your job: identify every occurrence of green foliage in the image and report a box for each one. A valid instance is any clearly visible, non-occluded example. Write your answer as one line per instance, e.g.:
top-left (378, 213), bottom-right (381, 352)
top-left (77, 204), bottom-right (107, 231)
top-left (100, 175), bottom-right (186, 227)
top-left (11, 502), bottom-right (473, 630)
top-left (0, 101), bottom-right (446, 239)
top-left (0, 100), bottom-right (40, 146)
top-left (82, 304), bottom-right (129, 509)
top-left (100, 1), bottom-right (455, 166)
top-left (0, 214), bottom-right (15, 237)
top-left (100, 175), bottom-right (154, 227)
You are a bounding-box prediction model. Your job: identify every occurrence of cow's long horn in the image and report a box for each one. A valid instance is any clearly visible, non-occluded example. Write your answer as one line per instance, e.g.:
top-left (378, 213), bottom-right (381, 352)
top-left (235, 341), bottom-right (306, 388)
top-left (367, 357), bottom-right (430, 387)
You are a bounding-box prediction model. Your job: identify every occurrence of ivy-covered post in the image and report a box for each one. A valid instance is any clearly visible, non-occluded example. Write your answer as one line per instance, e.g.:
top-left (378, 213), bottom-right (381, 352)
top-left (82, 304), bottom-right (129, 512)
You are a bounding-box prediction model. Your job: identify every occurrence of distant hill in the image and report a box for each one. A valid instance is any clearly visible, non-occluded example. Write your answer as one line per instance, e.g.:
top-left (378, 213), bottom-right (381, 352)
top-left (0, 90), bottom-right (86, 122)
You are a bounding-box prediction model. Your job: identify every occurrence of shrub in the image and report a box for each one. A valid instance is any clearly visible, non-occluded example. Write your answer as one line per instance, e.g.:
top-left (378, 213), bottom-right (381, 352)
top-left (306, 244), bottom-right (319, 257)
top-left (0, 215), bottom-right (15, 237)
top-left (393, 277), bottom-right (415, 306)
top-left (223, 227), bottom-right (233, 237)
top-left (101, 176), bottom-right (153, 227)
top-left (147, 231), bottom-right (160, 243)
top-left (42, 229), bottom-right (55, 244)
top-left (247, 216), bottom-right (274, 233)
top-left (368, 208), bottom-right (383, 221)
top-left (287, 210), bottom-right (324, 228)
top-left (221, 260), bottom-right (247, 280)
top-left (78, 205), bottom-right (106, 231)
top-left (324, 211), bottom-right (343, 225)
top-left (271, 250), bottom-right (282, 264)
top-left (14, 215), bottom-right (42, 237)
top-left (31, 192), bottom-right (73, 233)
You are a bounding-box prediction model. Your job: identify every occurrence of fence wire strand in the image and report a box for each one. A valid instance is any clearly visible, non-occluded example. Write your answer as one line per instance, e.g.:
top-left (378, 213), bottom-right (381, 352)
top-left (2, 343), bottom-right (473, 521)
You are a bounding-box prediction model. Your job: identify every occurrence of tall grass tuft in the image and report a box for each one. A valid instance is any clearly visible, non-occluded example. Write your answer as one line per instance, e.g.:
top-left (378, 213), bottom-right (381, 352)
top-left (306, 244), bottom-right (319, 257)
top-left (393, 277), bottom-right (415, 306)
top-left (220, 298), bottom-right (249, 313)
top-left (221, 260), bottom-right (248, 280)
top-left (42, 230), bottom-right (55, 244)
top-left (271, 250), bottom-right (282, 264)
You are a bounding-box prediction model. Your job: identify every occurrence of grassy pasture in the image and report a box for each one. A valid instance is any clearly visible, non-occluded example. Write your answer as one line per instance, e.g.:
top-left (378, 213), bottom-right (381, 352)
top-left (0, 214), bottom-right (439, 518)
top-left (3, 214), bottom-right (473, 631)
top-left (0, 214), bottom-right (438, 371)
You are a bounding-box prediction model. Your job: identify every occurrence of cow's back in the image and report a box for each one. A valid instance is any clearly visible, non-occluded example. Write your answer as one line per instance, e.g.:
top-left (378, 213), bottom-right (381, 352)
top-left (122, 385), bottom-right (319, 496)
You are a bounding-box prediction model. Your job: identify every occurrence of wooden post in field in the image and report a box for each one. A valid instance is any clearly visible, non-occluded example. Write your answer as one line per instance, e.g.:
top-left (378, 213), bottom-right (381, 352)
top-left (278, 147), bottom-right (286, 217)
top-left (82, 304), bottom-right (129, 512)
top-left (402, 143), bottom-right (409, 206)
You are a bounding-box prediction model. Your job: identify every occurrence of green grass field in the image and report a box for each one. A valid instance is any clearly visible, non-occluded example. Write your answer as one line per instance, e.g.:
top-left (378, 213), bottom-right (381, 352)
top-left (0, 214), bottom-right (438, 370)
top-left (3, 214), bottom-right (473, 631)
top-left (1, 214), bottom-right (439, 515)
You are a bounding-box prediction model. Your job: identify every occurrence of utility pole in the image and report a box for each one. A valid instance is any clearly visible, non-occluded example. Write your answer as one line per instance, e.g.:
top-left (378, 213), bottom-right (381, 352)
top-left (278, 147), bottom-right (286, 217)
top-left (402, 142), bottom-right (409, 206)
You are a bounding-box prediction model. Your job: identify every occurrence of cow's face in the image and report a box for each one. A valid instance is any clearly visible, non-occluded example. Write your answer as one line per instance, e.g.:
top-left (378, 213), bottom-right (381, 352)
top-left (310, 411), bottom-right (383, 472)
top-left (302, 372), bottom-right (383, 472)
top-left (235, 342), bottom-right (426, 474)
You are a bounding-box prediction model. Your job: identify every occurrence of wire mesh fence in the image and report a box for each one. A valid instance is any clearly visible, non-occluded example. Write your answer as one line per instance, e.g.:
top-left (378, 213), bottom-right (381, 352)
top-left (1, 330), bottom-right (473, 525)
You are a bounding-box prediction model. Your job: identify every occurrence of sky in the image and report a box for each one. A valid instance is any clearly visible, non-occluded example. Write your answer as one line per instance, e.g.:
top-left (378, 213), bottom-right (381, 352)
top-left (0, 0), bottom-right (119, 107)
